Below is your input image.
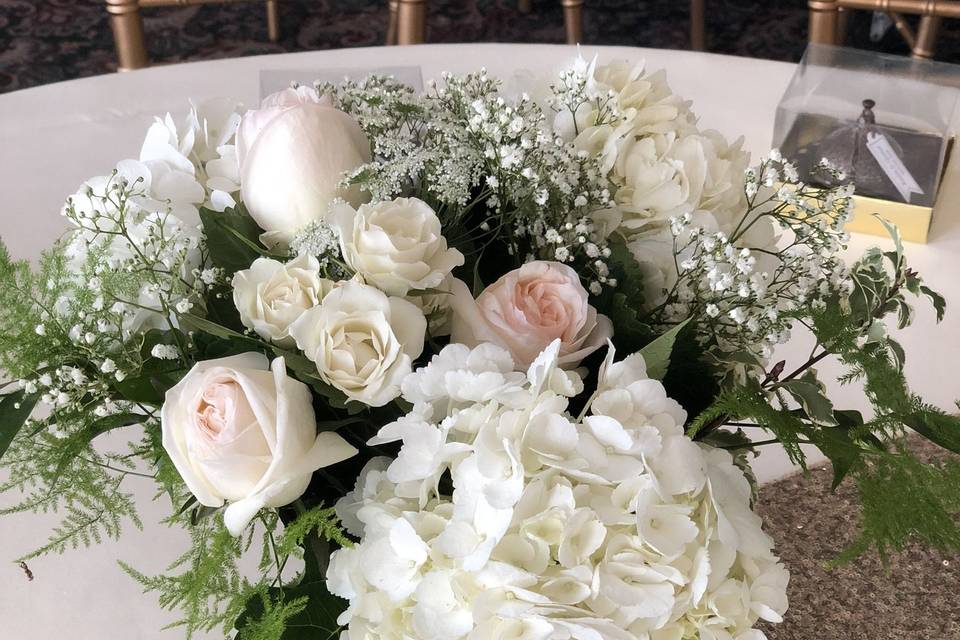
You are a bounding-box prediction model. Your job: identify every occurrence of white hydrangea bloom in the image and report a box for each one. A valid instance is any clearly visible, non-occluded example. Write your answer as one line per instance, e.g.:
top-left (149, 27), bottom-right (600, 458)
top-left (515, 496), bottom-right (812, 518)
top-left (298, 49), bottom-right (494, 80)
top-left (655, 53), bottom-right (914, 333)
top-left (139, 98), bottom-right (243, 216)
top-left (328, 340), bottom-right (787, 640)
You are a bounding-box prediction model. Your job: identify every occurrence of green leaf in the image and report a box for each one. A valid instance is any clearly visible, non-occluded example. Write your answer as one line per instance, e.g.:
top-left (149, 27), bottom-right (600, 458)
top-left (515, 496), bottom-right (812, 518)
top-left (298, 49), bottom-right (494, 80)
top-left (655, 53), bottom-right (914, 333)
top-left (888, 338), bottom-right (906, 371)
top-left (920, 285), bottom-right (946, 322)
top-left (53, 411), bottom-right (147, 477)
top-left (179, 313), bottom-right (259, 343)
top-left (87, 411), bottom-right (146, 432)
top-left (114, 366), bottom-right (187, 405)
top-left (874, 215), bottom-right (904, 268)
top-left (901, 411), bottom-right (960, 455)
top-left (638, 319), bottom-right (689, 381)
top-left (781, 372), bottom-right (838, 426)
top-left (0, 389), bottom-right (39, 461)
top-left (818, 421), bottom-right (862, 491)
top-left (199, 205), bottom-right (274, 275)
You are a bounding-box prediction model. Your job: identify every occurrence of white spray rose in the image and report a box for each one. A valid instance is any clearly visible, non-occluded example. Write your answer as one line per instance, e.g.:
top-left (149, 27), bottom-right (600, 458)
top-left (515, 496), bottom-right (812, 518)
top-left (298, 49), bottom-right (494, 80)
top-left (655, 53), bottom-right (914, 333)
top-left (237, 86), bottom-right (371, 243)
top-left (161, 353), bottom-right (357, 535)
top-left (232, 254), bottom-right (335, 347)
top-left (289, 280), bottom-right (426, 407)
top-left (330, 197), bottom-right (465, 296)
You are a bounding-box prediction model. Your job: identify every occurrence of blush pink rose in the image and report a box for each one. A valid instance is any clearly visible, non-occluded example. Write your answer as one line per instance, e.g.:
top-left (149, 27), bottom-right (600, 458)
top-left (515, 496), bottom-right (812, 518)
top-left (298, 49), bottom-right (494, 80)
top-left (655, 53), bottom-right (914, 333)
top-left (449, 261), bottom-right (613, 369)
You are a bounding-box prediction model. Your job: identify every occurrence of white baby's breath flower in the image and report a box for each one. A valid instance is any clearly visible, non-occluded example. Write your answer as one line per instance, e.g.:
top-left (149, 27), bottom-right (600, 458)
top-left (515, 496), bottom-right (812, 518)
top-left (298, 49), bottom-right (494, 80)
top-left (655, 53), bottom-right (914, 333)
top-left (150, 344), bottom-right (181, 360)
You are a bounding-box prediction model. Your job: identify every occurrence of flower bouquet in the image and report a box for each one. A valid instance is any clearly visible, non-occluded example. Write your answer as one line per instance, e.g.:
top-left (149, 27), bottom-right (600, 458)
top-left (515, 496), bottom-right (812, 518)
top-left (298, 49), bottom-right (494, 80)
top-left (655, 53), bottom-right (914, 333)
top-left (2, 56), bottom-right (959, 640)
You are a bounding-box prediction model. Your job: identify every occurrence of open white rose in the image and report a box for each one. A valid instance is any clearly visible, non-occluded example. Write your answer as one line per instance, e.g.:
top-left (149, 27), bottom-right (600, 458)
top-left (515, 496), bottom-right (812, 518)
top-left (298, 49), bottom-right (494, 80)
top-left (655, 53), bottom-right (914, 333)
top-left (449, 261), bottom-right (613, 369)
top-left (161, 353), bottom-right (357, 535)
top-left (237, 86), bottom-right (371, 242)
top-left (330, 197), bottom-right (465, 296)
top-left (289, 280), bottom-right (426, 407)
top-left (232, 254), bottom-right (335, 347)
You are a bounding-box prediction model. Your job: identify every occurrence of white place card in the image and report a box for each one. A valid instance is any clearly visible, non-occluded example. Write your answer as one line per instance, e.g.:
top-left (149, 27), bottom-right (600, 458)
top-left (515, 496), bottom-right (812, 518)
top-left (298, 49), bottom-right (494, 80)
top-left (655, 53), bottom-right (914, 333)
top-left (865, 131), bottom-right (925, 203)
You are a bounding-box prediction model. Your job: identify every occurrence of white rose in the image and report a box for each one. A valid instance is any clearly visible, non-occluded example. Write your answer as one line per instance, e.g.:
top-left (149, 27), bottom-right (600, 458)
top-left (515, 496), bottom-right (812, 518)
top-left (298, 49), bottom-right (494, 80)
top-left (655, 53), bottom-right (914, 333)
top-left (289, 280), bottom-right (426, 407)
top-left (161, 353), bottom-right (357, 535)
top-left (237, 86), bottom-right (371, 242)
top-left (330, 197), bottom-right (465, 296)
top-left (232, 254), bottom-right (335, 347)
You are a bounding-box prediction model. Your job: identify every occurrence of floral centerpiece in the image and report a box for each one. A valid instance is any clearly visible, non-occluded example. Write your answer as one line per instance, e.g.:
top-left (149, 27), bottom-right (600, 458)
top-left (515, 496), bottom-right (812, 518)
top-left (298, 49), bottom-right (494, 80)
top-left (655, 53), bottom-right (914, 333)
top-left (2, 56), bottom-right (959, 640)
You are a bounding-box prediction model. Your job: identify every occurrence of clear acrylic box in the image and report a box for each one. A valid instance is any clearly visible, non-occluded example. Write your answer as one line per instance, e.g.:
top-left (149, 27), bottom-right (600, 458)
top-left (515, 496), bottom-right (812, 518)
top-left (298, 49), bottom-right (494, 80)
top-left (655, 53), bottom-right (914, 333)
top-left (773, 44), bottom-right (960, 242)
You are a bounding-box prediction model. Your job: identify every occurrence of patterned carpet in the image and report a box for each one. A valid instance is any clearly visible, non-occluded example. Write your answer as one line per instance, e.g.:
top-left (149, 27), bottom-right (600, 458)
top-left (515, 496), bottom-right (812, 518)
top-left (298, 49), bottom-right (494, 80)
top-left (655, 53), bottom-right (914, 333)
top-left (3, 0), bottom-right (960, 93)
top-left (757, 436), bottom-right (960, 640)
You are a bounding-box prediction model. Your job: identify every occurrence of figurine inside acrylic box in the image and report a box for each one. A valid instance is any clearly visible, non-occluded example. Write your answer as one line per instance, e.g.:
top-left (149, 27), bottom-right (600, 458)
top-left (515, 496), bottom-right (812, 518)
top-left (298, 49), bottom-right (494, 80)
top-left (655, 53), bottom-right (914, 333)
top-left (773, 44), bottom-right (960, 242)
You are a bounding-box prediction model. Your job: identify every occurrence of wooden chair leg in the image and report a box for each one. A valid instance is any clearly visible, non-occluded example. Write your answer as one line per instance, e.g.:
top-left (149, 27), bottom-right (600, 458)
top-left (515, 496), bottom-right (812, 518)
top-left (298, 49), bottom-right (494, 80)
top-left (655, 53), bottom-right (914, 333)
top-left (690, 0), bottom-right (705, 51)
top-left (561, 0), bottom-right (583, 45)
top-left (808, 0), bottom-right (840, 45)
top-left (266, 0), bottom-right (280, 42)
top-left (913, 14), bottom-right (942, 59)
top-left (387, 0), bottom-right (399, 44)
top-left (396, 0), bottom-right (426, 44)
top-left (105, 0), bottom-right (148, 71)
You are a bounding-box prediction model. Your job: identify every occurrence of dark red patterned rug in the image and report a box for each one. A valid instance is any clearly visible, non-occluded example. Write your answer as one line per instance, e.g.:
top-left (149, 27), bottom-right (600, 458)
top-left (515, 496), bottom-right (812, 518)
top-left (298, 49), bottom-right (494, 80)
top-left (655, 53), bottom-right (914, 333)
top-left (2, 0), bottom-right (960, 94)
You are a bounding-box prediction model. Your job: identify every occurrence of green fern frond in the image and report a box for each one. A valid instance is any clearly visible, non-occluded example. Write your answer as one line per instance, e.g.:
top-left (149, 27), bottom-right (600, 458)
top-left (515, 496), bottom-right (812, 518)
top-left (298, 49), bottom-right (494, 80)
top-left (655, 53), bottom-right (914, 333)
top-left (278, 504), bottom-right (353, 558)
top-left (121, 515), bottom-right (250, 638)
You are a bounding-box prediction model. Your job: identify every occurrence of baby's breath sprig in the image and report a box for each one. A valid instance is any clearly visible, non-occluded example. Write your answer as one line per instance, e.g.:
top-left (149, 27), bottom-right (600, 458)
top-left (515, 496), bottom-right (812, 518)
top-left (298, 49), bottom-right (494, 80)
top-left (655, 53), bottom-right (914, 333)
top-left (650, 153), bottom-right (855, 363)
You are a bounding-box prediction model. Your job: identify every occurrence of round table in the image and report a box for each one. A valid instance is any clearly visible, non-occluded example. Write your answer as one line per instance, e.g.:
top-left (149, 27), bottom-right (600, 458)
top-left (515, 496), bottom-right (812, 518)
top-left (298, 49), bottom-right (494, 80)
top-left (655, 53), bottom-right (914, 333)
top-left (1, 43), bottom-right (958, 639)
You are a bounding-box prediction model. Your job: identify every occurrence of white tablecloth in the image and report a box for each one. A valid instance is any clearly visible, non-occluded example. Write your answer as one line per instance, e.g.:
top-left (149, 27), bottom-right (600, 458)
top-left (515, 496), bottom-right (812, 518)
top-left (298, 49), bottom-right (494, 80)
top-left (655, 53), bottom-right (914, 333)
top-left (1, 43), bottom-right (958, 639)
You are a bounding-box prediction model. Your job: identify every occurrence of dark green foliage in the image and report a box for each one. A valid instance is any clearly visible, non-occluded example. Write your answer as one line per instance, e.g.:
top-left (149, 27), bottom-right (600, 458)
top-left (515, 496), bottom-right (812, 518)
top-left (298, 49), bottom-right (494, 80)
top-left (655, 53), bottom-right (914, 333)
top-left (199, 205), bottom-right (279, 276)
top-left (236, 566), bottom-right (345, 640)
top-left (636, 319), bottom-right (689, 381)
top-left (235, 506), bottom-right (351, 640)
top-left (661, 322), bottom-right (721, 420)
top-left (900, 411), bottom-right (960, 455)
top-left (0, 389), bottom-right (39, 460)
top-left (592, 237), bottom-right (654, 354)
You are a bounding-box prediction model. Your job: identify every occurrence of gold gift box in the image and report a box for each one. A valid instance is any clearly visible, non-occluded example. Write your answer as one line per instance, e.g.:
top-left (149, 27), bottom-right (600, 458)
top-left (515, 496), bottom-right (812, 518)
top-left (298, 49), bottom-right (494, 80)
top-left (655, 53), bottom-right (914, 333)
top-left (845, 136), bottom-right (953, 243)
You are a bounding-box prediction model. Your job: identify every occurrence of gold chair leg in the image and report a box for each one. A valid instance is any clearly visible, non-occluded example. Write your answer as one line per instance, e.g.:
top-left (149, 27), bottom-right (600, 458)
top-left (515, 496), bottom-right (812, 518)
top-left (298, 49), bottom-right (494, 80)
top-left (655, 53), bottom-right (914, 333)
top-left (266, 0), bottom-right (280, 42)
top-left (889, 12), bottom-right (917, 48)
top-left (105, 0), bottom-right (148, 71)
top-left (690, 0), bottom-right (705, 50)
top-left (913, 15), bottom-right (942, 59)
top-left (561, 0), bottom-right (583, 45)
top-left (835, 5), bottom-right (850, 44)
top-left (396, 0), bottom-right (426, 44)
top-left (518, 0), bottom-right (533, 13)
top-left (387, 0), bottom-right (399, 45)
top-left (808, 0), bottom-right (840, 45)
